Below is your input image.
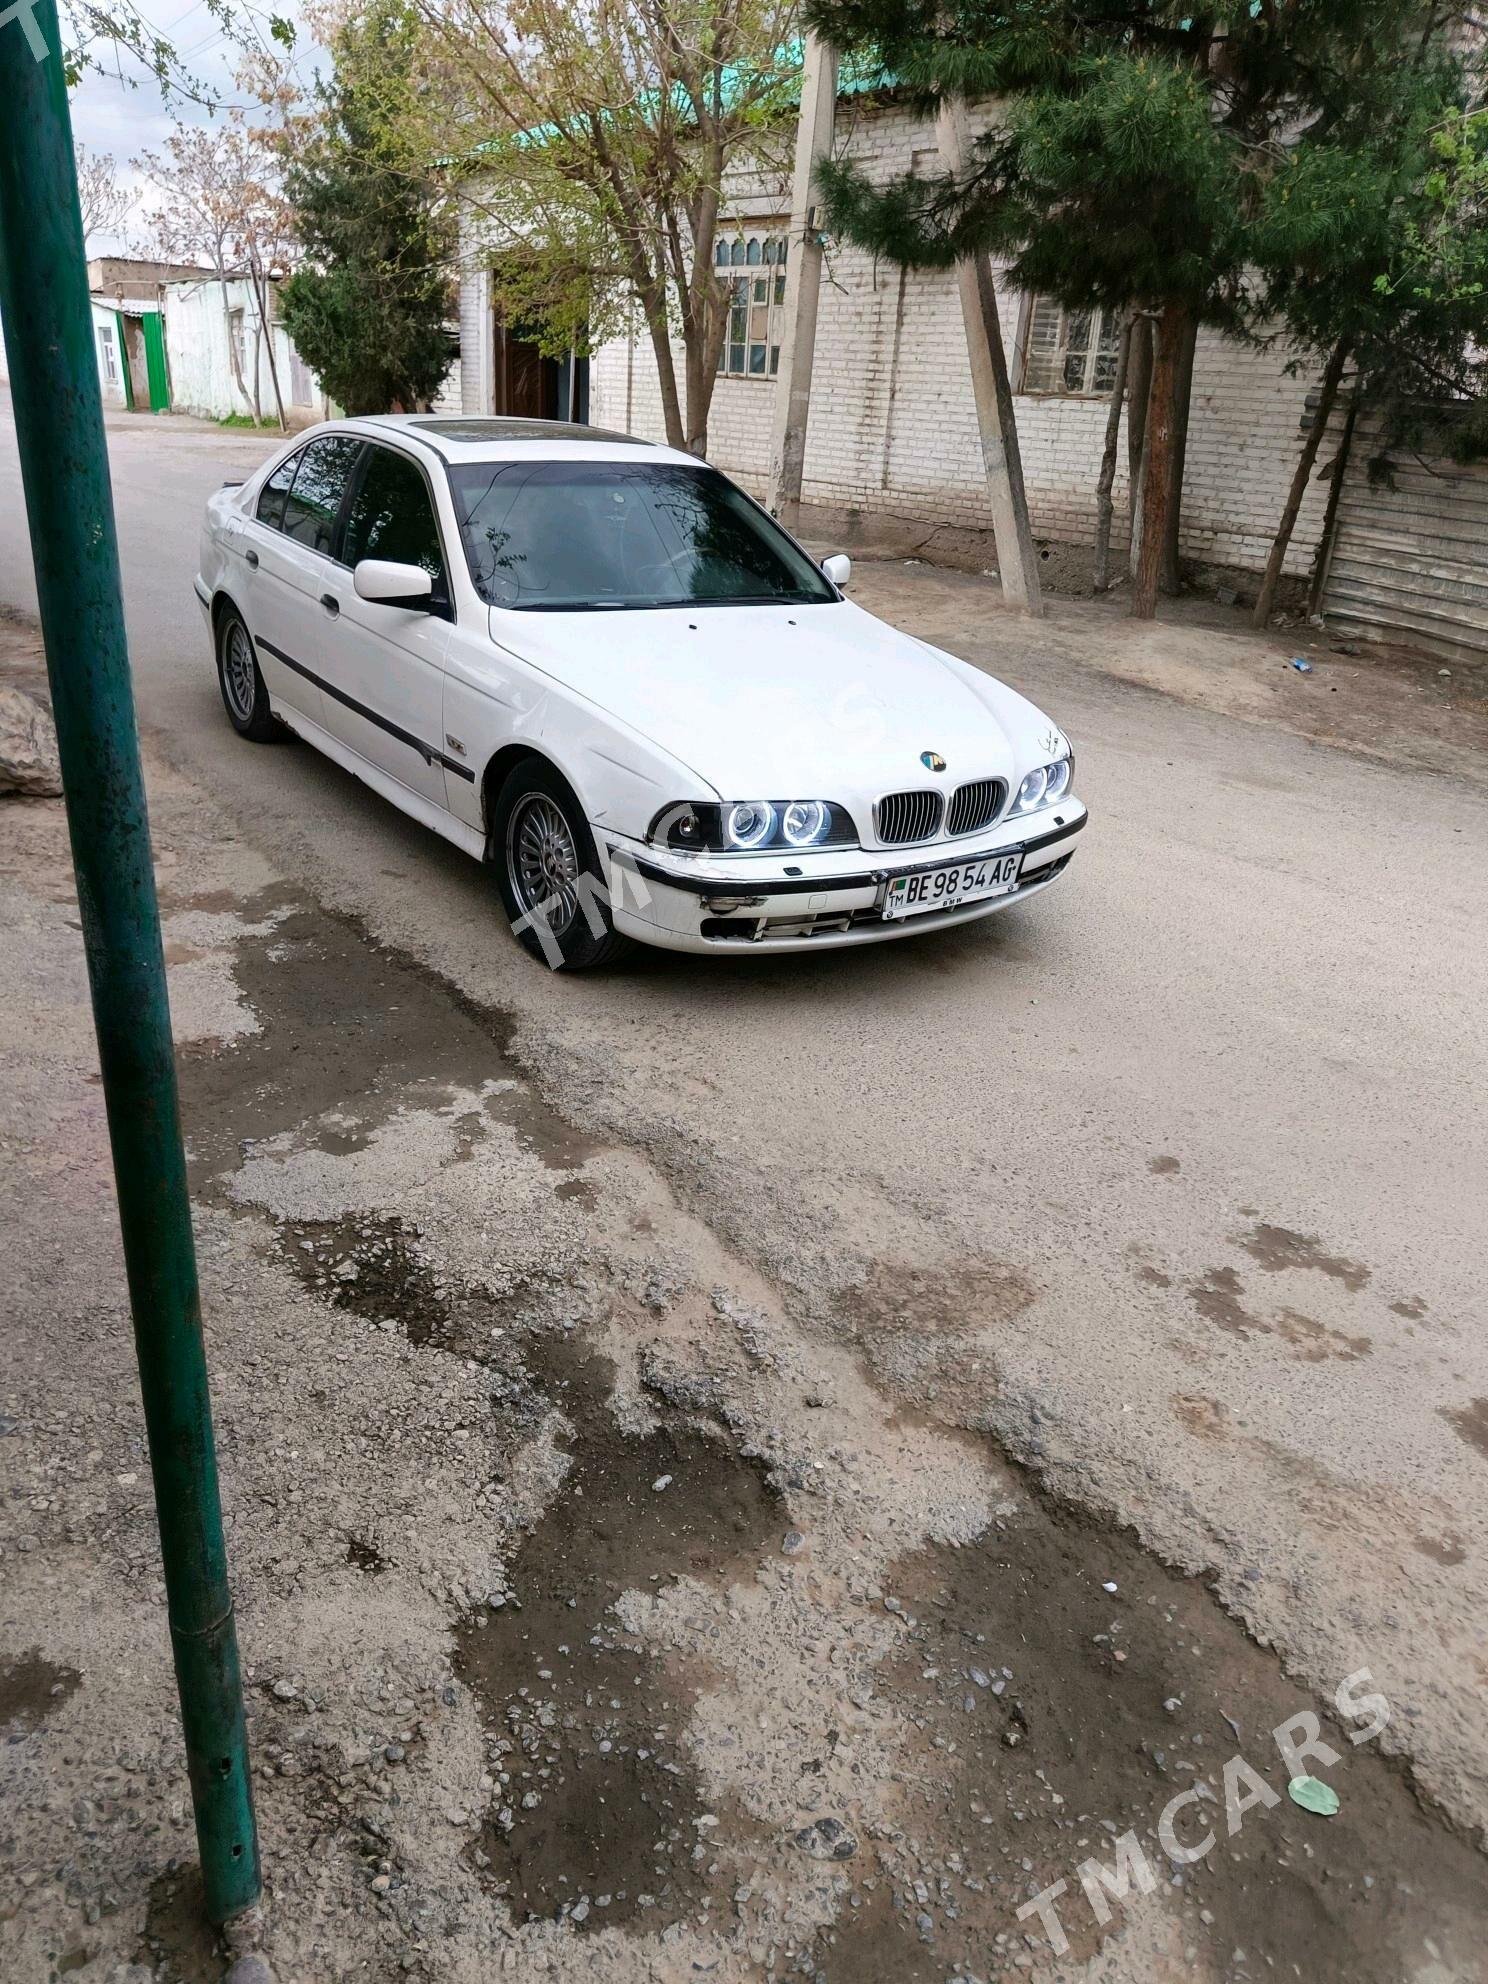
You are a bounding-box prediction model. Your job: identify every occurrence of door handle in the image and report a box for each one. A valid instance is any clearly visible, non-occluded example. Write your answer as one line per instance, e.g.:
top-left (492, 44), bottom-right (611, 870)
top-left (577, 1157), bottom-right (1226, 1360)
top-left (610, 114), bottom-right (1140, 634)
top-left (244, 548), bottom-right (258, 568)
top-left (320, 593), bottom-right (340, 617)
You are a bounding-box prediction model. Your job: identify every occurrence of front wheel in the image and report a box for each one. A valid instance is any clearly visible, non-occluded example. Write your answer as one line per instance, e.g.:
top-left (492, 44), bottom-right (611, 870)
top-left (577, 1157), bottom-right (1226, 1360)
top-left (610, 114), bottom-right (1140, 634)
top-left (490, 757), bottom-right (632, 970)
top-left (215, 606), bottom-right (277, 742)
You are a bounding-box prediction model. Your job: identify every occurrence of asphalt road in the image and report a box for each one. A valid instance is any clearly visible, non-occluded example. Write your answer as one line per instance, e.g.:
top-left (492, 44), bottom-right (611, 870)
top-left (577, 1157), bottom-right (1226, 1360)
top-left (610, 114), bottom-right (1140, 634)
top-left (3, 397), bottom-right (1486, 1837)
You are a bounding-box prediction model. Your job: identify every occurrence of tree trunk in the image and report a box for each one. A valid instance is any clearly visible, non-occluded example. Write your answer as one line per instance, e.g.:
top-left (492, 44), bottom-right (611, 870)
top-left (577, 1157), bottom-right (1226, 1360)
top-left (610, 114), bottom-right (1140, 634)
top-left (248, 320), bottom-right (262, 423)
top-left (938, 91), bottom-right (1043, 613)
top-left (1129, 302), bottom-right (1192, 620)
top-left (638, 291), bottom-right (686, 451)
top-left (1125, 313), bottom-right (1153, 576)
top-left (249, 257), bottom-right (287, 431)
top-left (1093, 313), bottom-right (1133, 593)
top-left (1306, 379), bottom-right (1361, 618)
top-left (218, 269), bottom-right (251, 413)
top-left (1159, 313), bottom-right (1198, 595)
top-left (1252, 337), bottom-right (1350, 629)
top-left (682, 310), bottom-right (722, 458)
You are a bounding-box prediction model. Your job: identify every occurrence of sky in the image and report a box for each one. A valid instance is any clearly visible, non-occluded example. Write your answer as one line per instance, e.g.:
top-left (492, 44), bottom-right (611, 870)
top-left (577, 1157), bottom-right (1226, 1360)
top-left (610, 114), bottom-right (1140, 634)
top-left (70, 0), bottom-right (318, 254)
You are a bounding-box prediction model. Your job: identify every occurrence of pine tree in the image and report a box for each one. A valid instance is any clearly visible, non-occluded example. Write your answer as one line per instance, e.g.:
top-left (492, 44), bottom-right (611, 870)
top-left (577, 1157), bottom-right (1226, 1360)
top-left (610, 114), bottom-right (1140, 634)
top-left (803, 0), bottom-right (1452, 618)
top-left (1251, 72), bottom-right (1488, 624)
top-left (278, 0), bottom-right (455, 415)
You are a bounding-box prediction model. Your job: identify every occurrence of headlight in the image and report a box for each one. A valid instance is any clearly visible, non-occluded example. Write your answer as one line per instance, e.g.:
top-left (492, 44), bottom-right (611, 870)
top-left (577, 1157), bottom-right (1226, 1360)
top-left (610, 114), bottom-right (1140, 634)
top-left (1013, 766), bottom-right (1047, 812)
top-left (725, 800), bottom-right (776, 849)
top-left (647, 801), bottom-right (857, 852)
top-left (1011, 756), bottom-right (1073, 815)
top-left (781, 800), bottom-right (829, 846)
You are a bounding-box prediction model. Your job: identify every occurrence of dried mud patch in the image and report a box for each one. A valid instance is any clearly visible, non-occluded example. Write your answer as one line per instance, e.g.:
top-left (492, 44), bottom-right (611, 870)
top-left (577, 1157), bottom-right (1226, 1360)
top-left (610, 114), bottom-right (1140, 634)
top-left (456, 1328), bottom-right (782, 1933)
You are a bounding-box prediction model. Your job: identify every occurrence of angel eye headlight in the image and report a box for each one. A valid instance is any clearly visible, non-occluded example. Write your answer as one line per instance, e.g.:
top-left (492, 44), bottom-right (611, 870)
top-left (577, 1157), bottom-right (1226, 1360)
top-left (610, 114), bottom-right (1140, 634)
top-left (1044, 757), bottom-right (1071, 803)
top-left (725, 801), bottom-right (777, 849)
top-left (1013, 766), bottom-right (1048, 813)
top-left (781, 800), bottom-right (830, 846)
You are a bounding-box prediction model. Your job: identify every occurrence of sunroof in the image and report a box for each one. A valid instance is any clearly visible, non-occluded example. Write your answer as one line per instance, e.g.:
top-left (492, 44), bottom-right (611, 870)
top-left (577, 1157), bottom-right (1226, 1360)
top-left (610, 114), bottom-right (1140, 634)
top-left (411, 417), bottom-right (652, 445)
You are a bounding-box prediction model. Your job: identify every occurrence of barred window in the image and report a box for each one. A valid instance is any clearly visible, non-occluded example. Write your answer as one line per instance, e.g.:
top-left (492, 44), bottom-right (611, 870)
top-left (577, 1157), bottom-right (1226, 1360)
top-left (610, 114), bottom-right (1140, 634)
top-left (1021, 298), bottom-right (1122, 396)
top-left (714, 232), bottom-right (789, 380)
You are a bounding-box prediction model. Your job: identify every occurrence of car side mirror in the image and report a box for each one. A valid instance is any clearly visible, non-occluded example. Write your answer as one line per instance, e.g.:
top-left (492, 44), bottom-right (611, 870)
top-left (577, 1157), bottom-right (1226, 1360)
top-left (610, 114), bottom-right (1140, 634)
top-left (822, 553), bottom-right (851, 587)
top-left (353, 558), bottom-right (434, 611)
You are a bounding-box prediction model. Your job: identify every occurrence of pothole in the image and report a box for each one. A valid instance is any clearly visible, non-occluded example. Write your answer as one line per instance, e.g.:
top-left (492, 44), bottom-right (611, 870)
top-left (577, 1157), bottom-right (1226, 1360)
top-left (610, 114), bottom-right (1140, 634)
top-left (456, 1329), bottom-right (781, 1932)
top-left (799, 1498), bottom-right (1488, 1981)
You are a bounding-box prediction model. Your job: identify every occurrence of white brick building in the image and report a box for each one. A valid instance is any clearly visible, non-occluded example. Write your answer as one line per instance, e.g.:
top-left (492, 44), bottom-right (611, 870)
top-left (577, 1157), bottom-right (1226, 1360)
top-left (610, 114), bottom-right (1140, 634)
top-left (457, 92), bottom-right (1340, 591)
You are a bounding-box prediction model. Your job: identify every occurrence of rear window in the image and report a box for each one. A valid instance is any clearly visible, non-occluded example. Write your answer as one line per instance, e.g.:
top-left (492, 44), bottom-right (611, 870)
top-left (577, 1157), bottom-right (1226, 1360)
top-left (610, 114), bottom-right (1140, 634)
top-left (281, 436), bottom-right (362, 556)
top-left (444, 459), bottom-right (837, 612)
top-left (255, 451), bottom-right (300, 531)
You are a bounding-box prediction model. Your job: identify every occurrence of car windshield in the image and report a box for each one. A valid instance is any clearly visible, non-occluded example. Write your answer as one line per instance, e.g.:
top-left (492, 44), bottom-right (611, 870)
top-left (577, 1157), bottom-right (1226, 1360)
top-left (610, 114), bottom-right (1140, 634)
top-left (443, 458), bottom-right (838, 611)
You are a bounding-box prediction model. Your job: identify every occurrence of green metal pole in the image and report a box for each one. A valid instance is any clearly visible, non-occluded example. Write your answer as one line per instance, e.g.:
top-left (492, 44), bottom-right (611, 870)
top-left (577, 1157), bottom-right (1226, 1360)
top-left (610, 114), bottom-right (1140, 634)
top-left (0, 0), bottom-right (261, 1926)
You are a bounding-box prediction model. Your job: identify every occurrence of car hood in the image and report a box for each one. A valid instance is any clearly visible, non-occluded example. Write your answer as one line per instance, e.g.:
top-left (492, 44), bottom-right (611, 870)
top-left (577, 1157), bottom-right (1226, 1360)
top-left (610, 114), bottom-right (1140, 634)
top-left (488, 599), bottom-right (1060, 799)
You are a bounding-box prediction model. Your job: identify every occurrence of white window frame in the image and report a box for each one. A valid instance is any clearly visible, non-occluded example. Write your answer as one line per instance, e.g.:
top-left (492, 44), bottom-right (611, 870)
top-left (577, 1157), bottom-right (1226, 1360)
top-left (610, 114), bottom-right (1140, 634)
top-left (714, 228), bottom-right (789, 381)
top-left (98, 322), bottom-right (118, 384)
top-left (1020, 297), bottom-right (1122, 397)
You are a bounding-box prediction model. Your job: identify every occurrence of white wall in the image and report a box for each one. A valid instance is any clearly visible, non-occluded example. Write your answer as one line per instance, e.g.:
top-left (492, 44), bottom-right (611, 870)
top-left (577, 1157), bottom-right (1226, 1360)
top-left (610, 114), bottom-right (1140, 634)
top-left (161, 277), bottom-right (328, 425)
top-left (0, 301), bottom-right (127, 409)
top-left (461, 96), bottom-right (1341, 583)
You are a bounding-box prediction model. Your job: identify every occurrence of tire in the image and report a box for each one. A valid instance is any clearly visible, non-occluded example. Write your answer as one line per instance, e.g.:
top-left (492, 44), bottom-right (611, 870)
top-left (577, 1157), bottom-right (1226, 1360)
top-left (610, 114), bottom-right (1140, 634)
top-left (215, 605), bottom-right (278, 742)
top-left (490, 756), bottom-right (633, 970)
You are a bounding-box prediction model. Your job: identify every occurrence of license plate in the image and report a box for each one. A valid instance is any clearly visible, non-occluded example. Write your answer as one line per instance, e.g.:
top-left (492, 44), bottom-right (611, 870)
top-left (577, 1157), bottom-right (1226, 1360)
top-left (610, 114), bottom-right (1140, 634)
top-left (882, 850), bottom-right (1022, 920)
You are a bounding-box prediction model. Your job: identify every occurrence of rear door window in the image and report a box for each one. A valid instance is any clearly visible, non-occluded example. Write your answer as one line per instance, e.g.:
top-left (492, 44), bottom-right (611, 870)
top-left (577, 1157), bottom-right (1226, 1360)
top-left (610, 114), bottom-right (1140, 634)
top-left (255, 450), bottom-right (300, 531)
top-left (280, 436), bottom-right (362, 556)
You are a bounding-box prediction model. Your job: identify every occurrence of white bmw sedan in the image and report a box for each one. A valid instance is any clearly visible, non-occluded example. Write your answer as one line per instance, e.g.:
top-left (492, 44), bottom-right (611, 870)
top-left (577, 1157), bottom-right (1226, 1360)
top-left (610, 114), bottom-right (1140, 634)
top-left (196, 416), bottom-right (1086, 968)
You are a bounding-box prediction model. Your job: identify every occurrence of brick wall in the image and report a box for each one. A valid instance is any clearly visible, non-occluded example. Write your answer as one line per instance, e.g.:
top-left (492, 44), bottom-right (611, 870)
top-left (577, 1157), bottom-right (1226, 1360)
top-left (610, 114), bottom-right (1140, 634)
top-left (478, 100), bottom-right (1338, 582)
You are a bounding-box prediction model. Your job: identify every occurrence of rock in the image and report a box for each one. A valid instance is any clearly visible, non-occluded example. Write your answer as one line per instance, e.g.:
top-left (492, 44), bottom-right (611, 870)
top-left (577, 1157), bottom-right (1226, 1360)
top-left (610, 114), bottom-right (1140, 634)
top-left (781, 1531), bottom-right (805, 1556)
top-left (793, 1816), bottom-right (858, 1861)
top-left (224, 1956), bottom-right (277, 1984)
top-left (0, 687), bottom-right (62, 797)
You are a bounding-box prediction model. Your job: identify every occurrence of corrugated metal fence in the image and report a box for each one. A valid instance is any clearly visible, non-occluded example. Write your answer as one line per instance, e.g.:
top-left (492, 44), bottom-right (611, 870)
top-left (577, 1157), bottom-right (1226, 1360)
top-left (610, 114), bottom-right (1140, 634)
top-left (1321, 449), bottom-right (1488, 664)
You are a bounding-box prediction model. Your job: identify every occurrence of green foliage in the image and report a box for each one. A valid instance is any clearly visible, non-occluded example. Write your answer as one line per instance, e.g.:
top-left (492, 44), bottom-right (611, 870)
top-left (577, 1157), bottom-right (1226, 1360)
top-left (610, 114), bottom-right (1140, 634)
top-left (809, 0), bottom-right (1472, 328)
top-left (277, 0), bottom-right (454, 414)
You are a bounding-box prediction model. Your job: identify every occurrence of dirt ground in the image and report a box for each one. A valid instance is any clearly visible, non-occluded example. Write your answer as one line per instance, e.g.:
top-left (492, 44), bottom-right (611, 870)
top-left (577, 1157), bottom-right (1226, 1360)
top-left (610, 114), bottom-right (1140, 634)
top-left (2, 598), bottom-right (1486, 1984)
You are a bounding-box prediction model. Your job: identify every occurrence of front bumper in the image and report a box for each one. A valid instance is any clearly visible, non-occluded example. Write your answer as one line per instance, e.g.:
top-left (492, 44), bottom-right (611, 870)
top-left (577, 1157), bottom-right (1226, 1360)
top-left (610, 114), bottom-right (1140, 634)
top-left (601, 800), bottom-right (1087, 954)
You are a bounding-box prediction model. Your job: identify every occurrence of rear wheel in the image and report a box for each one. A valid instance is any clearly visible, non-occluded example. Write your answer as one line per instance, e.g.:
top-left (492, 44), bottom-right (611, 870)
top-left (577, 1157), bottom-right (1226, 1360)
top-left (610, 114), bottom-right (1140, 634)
top-left (215, 606), bottom-right (277, 741)
top-left (491, 756), bottom-right (632, 969)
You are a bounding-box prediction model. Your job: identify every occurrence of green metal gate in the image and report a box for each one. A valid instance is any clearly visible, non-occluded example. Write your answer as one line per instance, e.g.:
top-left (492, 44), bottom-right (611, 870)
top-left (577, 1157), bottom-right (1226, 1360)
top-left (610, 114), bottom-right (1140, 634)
top-left (142, 309), bottom-right (170, 412)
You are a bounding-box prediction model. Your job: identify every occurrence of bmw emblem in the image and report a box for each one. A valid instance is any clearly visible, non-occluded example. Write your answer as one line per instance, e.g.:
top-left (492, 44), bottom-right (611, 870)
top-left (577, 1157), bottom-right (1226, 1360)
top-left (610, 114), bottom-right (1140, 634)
top-left (920, 750), bottom-right (947, 772)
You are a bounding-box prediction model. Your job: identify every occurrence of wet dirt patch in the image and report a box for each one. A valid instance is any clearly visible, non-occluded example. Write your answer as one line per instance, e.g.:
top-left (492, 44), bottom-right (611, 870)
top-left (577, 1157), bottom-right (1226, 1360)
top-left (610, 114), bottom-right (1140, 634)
top-left (1147, 1155), bottom-right (1181, 1175)
top-left (177, 892), bottom-right (554, 1182)
top-left (1187, 1269), bottom-right (1371, 1359)
top-left (841, 1259), bottom-right (1034, 1419)
top-left (1390, 1295), bottom-right (1428, 1320)
top-left (457, 1330), bottom-right (781, 1933)
top-left (0, 1652), bottom-right (80, 1733)
top-left (800, 1498), bottom-right (1488, 1981)
top-left (1234, 1221), bottom-right (1371, 1292)
top-left (1413, 1530), bottom-right (1467, 1566)
top-left (1441, 1396), bottom-right (1488, 1462)
top-left (346, 1533), bottom-right (387, 1575)
top-left (850, 1260), bottom-right (1036, 1336)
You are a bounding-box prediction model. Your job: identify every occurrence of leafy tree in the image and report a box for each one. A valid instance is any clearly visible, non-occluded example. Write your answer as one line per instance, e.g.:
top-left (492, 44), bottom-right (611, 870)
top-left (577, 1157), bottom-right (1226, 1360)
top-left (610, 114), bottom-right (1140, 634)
top-left (74, 142), bottom-right (129, 247)
top-left (414, 0), bottom-right (801, 455)
top-left (803, 0), bottom-right (1455, 618)
top-left (1250, 67), bottom-right (1488, 626)
top-left (137, 119), bottom-right (294, 425)
top-left (277, 0), bottom-right (456, 415)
